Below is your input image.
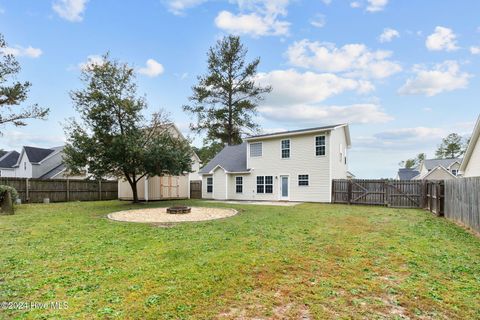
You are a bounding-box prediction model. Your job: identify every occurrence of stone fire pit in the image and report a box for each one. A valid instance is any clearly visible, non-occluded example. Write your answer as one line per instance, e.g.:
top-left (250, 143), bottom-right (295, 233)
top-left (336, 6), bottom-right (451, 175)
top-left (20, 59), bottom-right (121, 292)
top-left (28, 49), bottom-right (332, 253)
top-left (166, 206), bottom-right (191, 214)
top-left (107, 207), bottom-right (238, 224)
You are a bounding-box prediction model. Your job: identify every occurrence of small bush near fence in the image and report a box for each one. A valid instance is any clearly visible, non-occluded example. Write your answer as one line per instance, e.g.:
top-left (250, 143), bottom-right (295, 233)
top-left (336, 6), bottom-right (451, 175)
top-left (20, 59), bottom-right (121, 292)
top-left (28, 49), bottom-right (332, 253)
top-left (0, 178), bottom-right (118, 203)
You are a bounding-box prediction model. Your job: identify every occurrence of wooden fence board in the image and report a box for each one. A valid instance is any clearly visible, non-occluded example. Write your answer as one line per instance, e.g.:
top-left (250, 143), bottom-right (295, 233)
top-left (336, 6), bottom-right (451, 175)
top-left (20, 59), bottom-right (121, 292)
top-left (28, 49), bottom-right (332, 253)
top-left (0, 177), bottom-right (117, 203)
top-left (444, 177), bottom-right (480, 234)
top-left (332, 179), bottom-right (424, 208)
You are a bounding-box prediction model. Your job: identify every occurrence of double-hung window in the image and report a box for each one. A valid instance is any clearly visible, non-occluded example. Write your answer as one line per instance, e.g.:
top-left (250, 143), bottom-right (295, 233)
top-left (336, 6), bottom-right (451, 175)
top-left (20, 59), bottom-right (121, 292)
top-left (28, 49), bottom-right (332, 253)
top-left (235, 176), bottom-right (243, 193)
top-left (298, 175), bottom-right (309, 186)
top-left (315, 136), bottom-right (326, 156)
top-left (256, 176), bottom-right (273, 194)
top-left (281, 139), bottom-right (290, 159)
top-left (206, 177), bottom-right (213, 193)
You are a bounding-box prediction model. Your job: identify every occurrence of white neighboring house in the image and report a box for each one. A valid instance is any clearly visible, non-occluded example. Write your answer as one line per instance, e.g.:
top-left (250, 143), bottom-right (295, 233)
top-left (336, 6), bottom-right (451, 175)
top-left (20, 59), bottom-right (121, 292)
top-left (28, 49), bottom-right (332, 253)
top-left (459, 115), bottom-right (480, 177)
top-left (0, 151), bottom-right (20, 177)
top-left (199, 124), bottom-right (351, 202)
top-left (413, 158), bottom-right (462, 180)
top-left (118, 123), bottom-right (201, 201)
top-left (1, 146), bottom-right (87, 179)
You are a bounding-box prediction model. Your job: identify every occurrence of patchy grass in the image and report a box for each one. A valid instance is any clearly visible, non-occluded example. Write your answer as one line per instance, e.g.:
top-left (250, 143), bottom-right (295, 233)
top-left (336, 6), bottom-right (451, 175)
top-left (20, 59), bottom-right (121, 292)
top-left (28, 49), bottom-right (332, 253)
top-left (1, 200), bottom-right (479, 319)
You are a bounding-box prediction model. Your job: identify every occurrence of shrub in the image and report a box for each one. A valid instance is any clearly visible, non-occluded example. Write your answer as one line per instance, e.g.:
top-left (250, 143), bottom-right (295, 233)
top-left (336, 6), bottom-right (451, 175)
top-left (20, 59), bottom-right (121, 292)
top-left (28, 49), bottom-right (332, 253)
top-left (0, 185), bottom-right (19, 203)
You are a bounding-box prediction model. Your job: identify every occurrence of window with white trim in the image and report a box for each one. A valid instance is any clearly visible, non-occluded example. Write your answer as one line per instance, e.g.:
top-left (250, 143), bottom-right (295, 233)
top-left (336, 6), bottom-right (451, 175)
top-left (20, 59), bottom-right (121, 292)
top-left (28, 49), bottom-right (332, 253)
top-left (256, 176), bottom-right (273, 194)
top-left (298, 175), bottom-right (309, 186)
top-left (315, 136), bottom-right (326, 156)
top-left (250, 142), bottom-right (262, 157)
top-left (281, 139), bottom-right (290, 159)
top-left (206, 177), bottom-right (213, 193)
top-left (235, 176), bottom-right (243, 193)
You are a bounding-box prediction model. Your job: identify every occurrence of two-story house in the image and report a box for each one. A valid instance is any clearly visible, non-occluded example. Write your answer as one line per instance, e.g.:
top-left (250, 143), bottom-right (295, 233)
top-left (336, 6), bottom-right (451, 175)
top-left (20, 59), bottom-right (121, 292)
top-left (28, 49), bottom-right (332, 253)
top-left (199, 124), bottom-right (351, 202)
top-left (412, 158), bottom-right (462, 180)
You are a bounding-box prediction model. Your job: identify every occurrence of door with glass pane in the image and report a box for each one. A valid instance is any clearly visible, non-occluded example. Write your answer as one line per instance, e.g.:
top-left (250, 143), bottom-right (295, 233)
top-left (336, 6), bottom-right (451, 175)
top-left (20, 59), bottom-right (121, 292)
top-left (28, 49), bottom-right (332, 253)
top-left (280, 175), bottom-right (289, 200)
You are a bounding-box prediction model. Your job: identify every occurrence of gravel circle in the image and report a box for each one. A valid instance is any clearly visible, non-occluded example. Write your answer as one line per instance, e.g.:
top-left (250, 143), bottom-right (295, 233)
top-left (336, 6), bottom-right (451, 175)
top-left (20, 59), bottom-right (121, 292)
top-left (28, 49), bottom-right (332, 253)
top-left (107, 207), bottom-right (238, 223)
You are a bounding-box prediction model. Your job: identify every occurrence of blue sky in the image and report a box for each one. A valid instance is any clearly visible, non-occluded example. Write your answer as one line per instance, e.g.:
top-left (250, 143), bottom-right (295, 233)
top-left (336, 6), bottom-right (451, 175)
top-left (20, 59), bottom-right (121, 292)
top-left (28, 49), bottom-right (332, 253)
top-left (1, 0), bottom-right (479, 178)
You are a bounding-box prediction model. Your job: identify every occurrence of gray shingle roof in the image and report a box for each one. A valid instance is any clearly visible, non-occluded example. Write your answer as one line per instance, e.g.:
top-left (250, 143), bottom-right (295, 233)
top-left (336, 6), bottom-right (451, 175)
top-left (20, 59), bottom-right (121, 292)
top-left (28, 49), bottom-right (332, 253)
top-left (246, 124), bottom-right (344, 140)
top-left (397, 168), bottom-right (420, 180)
top-left (24, 146), bottom-right (55, 163)
top-left (39, 163), bottom-right (66, 179)
top-left (0, 151), bottom-right (20, 168)
top-left (424, 158), bottom-right (462, 170)
top-left (199, 143), bottom-right (248, 174)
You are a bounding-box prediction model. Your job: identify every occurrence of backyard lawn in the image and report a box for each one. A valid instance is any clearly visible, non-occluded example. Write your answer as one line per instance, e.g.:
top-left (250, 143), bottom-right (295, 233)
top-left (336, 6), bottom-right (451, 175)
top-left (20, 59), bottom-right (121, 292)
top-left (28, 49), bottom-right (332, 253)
top-left (1, 200), bottom-right (479, 319)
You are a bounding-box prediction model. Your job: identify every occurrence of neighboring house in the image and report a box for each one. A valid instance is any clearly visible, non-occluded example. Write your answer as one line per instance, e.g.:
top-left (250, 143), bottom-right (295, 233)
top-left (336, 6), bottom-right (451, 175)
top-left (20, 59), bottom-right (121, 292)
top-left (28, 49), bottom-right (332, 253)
top-left (9, 146), bottom-right (87, 179)
top-left (118, 123), bottom-right (201, 201)
top-left (0, 151), bottom-right (20, 177)
top-left (396, 168), bottom-right (420, 180)
top-left (199, 124), bottom-right (351, 202)
top-left (412, 158), bottom-right (462, 180)
top-left (459, 115), bottom-right (480, 177)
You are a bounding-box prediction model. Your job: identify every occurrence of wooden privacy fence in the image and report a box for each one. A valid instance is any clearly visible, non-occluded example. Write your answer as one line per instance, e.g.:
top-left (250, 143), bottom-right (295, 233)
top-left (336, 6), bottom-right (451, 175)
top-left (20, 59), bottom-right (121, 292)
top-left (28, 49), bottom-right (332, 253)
top-left (444, 177), bottom-right (480, 234)
top-left (424, 181), bottom-right (444, 216)
top-left (0, 177), bottom-right (118, 203)
top-left (332, 179), bottom-right (424, 208)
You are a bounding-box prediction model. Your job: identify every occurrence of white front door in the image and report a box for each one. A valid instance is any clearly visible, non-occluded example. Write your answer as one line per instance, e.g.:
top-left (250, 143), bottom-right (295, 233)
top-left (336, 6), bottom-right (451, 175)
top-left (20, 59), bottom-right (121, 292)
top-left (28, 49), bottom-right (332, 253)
top-left (280, 175), bottom-right (289, 200)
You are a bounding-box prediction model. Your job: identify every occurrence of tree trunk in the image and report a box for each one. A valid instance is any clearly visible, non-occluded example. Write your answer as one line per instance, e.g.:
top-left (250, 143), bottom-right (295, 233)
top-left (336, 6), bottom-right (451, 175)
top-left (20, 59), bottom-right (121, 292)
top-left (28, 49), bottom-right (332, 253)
top-left (130, 180), bottom-right (139, 203)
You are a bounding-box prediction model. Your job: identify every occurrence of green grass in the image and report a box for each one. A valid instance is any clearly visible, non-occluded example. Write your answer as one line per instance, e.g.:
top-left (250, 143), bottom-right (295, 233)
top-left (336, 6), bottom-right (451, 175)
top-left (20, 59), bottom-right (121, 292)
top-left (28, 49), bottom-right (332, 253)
top-left (1, 200), bottom-right (480, 319)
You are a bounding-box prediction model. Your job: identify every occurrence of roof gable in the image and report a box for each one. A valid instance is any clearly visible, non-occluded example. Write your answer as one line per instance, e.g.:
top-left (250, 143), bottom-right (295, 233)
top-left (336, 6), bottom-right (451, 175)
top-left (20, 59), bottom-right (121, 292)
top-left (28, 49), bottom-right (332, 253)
top-left (424, 158), bottom-right (462, 170)
top-left (0, 151), bottom-right (20, 168)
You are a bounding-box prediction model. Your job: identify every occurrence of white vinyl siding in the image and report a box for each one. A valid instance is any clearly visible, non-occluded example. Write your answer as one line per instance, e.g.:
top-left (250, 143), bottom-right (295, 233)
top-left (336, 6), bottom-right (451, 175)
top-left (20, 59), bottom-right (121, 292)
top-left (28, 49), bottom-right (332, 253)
top-left (250, 142), bottom-right (262, 157)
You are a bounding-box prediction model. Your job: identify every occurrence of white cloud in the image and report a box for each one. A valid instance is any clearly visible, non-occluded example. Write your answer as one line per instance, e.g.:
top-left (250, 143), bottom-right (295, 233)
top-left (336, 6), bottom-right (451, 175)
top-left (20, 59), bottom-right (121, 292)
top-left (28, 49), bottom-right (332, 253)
top-left (350, 2), bottom-right (361, 8)
top-left (425, 26), bottom-right (459, 51)
top-left (310, 14), bottom-right (326, 28)
top-left (256, 69), bottom-right (374, 106)
top-left (166, 0), bottom-right (206, 15)
top-left (78, 54), bottom-right (105, 70)
top-left (1, 46), bottom-right (42, 58)
top-left (398, 61), bottom-right (471, 97)
top-left (374, 127), bottom-right (445, 141)
top-left (259, 104), bottom-right (392, 125)
top-left (470, 46), bottom-right (480, 55)
top-left (286, 40), bottom-right (402, 79)
top-left (321, 0), bottom-right (332, 5)
top-left (138, 59), bottom-right (165, 77)
top-left (0, 130), bottom-right (66, 150)
top-left (378, 28), bottom-right (399, 43)
top-left (52, 0), bottom-right (88, 22)
top-left (366, 0), bottom-right (388, 12)
top-left (215, 10), bottom-right (289, 37)
top-left (215, 0), bottom-right (291, 37)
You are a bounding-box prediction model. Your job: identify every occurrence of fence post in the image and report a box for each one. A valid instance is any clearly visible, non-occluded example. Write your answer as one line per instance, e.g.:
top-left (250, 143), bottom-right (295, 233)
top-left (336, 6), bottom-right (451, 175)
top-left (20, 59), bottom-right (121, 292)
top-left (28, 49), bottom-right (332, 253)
top-left (98, 180), bottom-right (102, 201)
top-left (347, 180), bottom-right (352, 204)
top-left (25, 178), bottom-right (29, 203)
top-left (66, 179), bottom-right (70, 202)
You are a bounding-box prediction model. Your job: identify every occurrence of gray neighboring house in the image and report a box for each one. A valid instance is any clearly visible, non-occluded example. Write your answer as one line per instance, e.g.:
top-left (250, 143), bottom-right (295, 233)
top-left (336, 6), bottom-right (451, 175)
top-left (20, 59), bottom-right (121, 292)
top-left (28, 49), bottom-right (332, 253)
top-left (9, 146), bottom-right (87, 179)
top-left (0, 151), bottom-right (20, 177)
top-left (396, 168), bottom-right (420, 180)
top-left (413, 158), bottom-right (462, 180)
